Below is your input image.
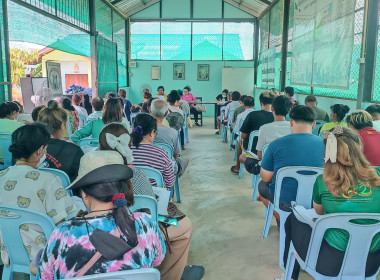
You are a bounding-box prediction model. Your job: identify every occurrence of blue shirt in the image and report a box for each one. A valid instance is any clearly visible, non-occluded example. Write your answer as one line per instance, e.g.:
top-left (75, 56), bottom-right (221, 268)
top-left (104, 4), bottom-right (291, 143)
top-left (121, 98), bottom-right (132, 121)
top-left (261, 133), bottom-right (324, 205)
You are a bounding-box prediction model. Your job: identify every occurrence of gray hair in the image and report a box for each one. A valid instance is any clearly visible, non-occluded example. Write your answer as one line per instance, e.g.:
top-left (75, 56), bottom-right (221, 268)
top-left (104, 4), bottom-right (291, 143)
top-left (151, 99), bottom-right (169, 118)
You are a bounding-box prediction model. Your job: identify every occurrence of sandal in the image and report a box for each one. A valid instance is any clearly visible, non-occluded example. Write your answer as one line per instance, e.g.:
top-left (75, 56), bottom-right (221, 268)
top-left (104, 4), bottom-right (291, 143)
top-left (230, 166), bottom-right (239, 174)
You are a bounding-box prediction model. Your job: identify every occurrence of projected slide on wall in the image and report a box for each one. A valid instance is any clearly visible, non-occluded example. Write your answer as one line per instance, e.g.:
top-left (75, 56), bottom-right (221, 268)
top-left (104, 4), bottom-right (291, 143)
top-left (290, 0), bottom-right (356, 89)
top-left (261, 47), bottom-right (276, 88)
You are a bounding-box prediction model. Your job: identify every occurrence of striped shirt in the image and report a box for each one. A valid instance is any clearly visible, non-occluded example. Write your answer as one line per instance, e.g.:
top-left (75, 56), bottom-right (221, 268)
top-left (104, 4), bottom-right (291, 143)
top-left (131, 143), bottom-right (175, 188)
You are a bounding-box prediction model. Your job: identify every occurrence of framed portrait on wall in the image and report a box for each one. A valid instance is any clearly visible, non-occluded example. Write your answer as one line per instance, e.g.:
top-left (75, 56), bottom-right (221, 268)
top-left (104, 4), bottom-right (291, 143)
top-left (151, 66), bottom-right (160, 80)
top-left (46, 61), bottom-right (63, 97)
top-left (173, 63), bottom-right (185, 80)
top-left (197, 64), bottom-right (209, 81)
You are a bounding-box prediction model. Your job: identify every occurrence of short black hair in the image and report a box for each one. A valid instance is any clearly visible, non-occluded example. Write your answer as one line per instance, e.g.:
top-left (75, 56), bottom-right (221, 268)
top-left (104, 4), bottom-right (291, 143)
top-left (91, 97), bottom-right (104, 111)
top-left (157, 86), bottom-right (164, 91)
top-left (184, 85), bottom-right (191, 91)
top-left (222, 89), bottom-right (228, 94)
top-left (331, 104), bottom-right (350, 122)
top-left (231, 91), bottom-right (241, 101)
top-left (9, 123), bottom-right (50, 160)
top-left (259, 91), bottom-right (276, 106)
top-left (31, 105), bottom-right (46, 122)
top-left (239, 95), bottom-right (247, 102)
top-left (285, 87), bottom-right (295, 97)
top-left (366, 104), bottom-right (380, 117)
top-left (106, 92), bottom-right (117, 99)
top-left (243, 96), bottom-right (254, 107)
top-left (167, 90), bottom-right (180, 104)
top-left (273, 96), bottom-right (292, 117)
top-left (0, 101), bottom-right (20, 118)
top-left (289, 105), bottom-right (316, 124)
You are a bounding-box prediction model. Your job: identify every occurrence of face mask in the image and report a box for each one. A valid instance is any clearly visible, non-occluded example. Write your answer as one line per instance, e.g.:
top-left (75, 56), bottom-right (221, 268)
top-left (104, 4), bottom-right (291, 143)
top-left (37, 154), bottom-right (47, 169)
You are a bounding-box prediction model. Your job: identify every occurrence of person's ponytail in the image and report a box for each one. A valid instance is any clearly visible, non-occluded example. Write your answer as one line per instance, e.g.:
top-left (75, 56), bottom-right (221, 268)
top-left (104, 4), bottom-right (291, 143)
top-left (131, 114), bottom-right (157, 148)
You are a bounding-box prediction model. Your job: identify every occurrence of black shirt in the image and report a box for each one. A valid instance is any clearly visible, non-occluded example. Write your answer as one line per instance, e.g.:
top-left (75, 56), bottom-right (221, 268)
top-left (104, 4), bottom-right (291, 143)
top-left (45, 138), bottom-right (84, 182)
top-left (216, 94), bottom-right (228, 102)
top-left (240, 110), bottom-right (274, 153)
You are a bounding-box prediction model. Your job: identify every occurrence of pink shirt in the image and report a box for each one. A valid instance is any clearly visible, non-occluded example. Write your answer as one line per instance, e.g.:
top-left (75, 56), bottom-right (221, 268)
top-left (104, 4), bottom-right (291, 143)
top-left (181, 93), bottom-right (196, 108)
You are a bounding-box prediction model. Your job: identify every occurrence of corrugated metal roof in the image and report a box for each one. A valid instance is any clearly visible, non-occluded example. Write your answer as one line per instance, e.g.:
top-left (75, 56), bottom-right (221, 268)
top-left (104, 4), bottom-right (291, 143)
top-left (110, 0), bottom-right (273, 17)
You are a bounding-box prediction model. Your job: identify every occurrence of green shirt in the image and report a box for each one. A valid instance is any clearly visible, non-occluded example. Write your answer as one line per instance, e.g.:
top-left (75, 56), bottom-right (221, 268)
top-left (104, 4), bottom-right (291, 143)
top-left (232, 106), bottom-right (245, 123)
top-left (312, 106), bottom-right (329, 122)
top-left (70, 119), bottom-right (129, 143)
top-left (312, 169), bottom-right (380, 252)
top-left (0, 119), bottom-right (23, 162)
top-left (320, 121), bottom-right (347, 132)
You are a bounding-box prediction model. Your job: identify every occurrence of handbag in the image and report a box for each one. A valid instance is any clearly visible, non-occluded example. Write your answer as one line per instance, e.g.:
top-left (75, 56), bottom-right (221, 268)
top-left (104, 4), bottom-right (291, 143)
top-left (195, 104), bottom-right (206, 112)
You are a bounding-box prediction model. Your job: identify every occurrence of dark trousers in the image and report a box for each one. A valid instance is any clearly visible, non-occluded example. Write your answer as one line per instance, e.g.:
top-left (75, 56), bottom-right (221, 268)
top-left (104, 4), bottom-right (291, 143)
top-left (258, 181), bottom-right (292, 212)
top-left (283, 213), bottom-right (380, 279)
top-left (190, 107), bottom-right (198, 123)
top-left (180, 128), bottom-right (184, 146)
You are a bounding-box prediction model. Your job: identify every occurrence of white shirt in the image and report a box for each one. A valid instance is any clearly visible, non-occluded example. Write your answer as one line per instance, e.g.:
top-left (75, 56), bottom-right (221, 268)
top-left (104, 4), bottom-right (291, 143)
top-left (233, 108), bottom-right (255, 133)
top-left (372, 120), bottom-right (380, 131)
top-left (0, 165), bottom-right (77, 265)
top-left (256, 121), bottom-right (291, 151)
top-left (224, 101), bottom-right (240, 118)
top-left (73, 105), bottom-right (88, 118)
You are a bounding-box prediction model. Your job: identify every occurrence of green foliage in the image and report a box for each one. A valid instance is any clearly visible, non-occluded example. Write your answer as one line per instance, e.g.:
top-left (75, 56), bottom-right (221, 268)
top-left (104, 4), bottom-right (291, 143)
top-left (10, 48), bottom-right (39, 86)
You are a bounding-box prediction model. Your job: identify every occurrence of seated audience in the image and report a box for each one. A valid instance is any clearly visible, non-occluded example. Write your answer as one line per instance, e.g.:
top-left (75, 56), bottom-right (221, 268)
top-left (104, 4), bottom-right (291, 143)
top-left (366, 104), bottom-right (380, 131)
top-left (181, 86), bottom-right (200, 126)
top-left (0, 123), bottom-right (76, 270)
top-left (0, 101), bottom-right (23, 163)
top-left (259, 105), bottom-right (324, 213)
top-left (31, 105), bottom-right (46, 122)
top-left (130, 114), bottom-right (175, 188)
top-left (60, 97), bottom-right (79, 133)
top-left (215, 89), bottom-right (229, 102)
top-left (224, 91), bottom-right (241, 125)
top-left (304, 94), bottom-right (329, 122)
top-left (346, 110), bottom-right (380, 166)
top-left (99, 123), bottom-right (200, 280)
top-left (320, 104), bottom-right (349, 132)
top-left (37, 151), bottom-right (165, 279)
top-left (72, 93), bottom-right (88, 118)
top-left (151, 99), bottom-right (189, 176)
top-left (284, 87), bottom-right (297, 107)
top-left (281, 126), bottom-right (380, 280)
top-left (87, 97), bottom-right (104, 123)
top-left (167, 90), bottom-right (184, 116)
top-left (240, 96), bottom-right (292, 174)
top-left (230, 91), bottom-right (275, 174)
top-left (138, 91), bottom-right (153, 113)
top-left (37, 101), bottom-right (84, 182)
top-left (231, 95), bottom-right (247, 127)
top-left (118, 88), bottom-right (132, 121)
top-left (14, 101), bottom-right (32, 124)
top-left (71, 98), bottom-right (129, 143)
top-left (106, 92), bottom-right (117, 99)
top-left (232, 96), bottom-right (254, 135)
top-left (177, 89), bottom-right (190, 115)
top-left (155, 86), bottom-right (167, 100)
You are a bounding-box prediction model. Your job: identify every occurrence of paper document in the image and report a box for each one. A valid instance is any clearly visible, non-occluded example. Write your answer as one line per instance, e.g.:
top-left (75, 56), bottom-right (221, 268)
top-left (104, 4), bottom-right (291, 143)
top-left (152, 187), bottom-right (170, 215)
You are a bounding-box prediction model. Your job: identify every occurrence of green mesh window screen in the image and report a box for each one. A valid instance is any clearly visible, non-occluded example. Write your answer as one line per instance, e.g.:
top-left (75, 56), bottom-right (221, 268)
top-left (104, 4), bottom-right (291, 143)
top-left (257, 12), bottom-right (270, 88)
top-left (130, 22), bottom-right (160, 60)
top-left (96, 0), bottom-right (112, 41)
top-left (97, 36), bottom-right (117, 98)
top-left (223, 22), bottom-right (254, 60)
top-left (16, 0), bottom-right (89, 31)
top-left (0, 0), bottom-right (8, 102)
top-left (113, 13), bottom-right (127, 87)
top-left (192, 22), bottom-right (223, 60)
top-left (372, 15), bottom-right (380, 101)
top-left (161, 22), bottom-right (191, 60)
top-left (270, 1), bottom-right (283, 90)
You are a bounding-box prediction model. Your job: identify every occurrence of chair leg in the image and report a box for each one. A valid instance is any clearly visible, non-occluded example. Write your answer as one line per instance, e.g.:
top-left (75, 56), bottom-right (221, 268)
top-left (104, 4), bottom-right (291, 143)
top-left (185, 127), bottom-right (189, 143)
top-left (284, 248), bottom-right (296, 280)
top-left (222, 127), bottom-right (227, 143)
top-left (262, 202), bottom-right (274, 239)
top-left (238, 163), bottom-right (244, 179)
top-left (251, 174), bottom-right (260, 201)
top-left (2, 265), bottom-right (12, 280)
top-left (175, 177), bottom-right (181, 203)
top-left (279, 212), bottom-right (291, 270)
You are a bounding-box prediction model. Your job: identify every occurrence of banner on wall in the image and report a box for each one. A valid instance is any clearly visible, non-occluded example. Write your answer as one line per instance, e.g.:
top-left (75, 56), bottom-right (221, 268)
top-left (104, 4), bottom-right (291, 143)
top-left (290, 0), bottom-right (356, 89)
top-left (261, 47), bottom-right (276, 88)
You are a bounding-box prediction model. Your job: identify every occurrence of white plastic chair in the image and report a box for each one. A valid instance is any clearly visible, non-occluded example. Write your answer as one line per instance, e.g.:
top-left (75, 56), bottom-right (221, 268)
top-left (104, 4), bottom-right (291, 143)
top-left (251, 144), bottom-right (269, 201)
top-left (0, 206), bottom-right (55, 280)
top-left (67, 120), bottom-right (73, 137)
top-left (134, 166), bottom-right (165, 189)
top-left (284, 213), bottom-right (380, 280)
top-left (78, 138), bottom-right (99, 148)
top-left (39, 168), bottom-right (73, 196)
top-left (78, 114), bottom-right (87, 128)
top-left (182, 110), bottom-right (189, 143)
top-left (261, 166), bottom-right (323, 271)
top-left (66, 268), bottom-right (160, 280)
top-left (219, 106), bottom-right (226, 135)
top-left (129, 195), bottom-right (158, 222)
top-left (238, 130), bottom-right (259, 179)
top-left (0, 134), bottom-right (12, 170)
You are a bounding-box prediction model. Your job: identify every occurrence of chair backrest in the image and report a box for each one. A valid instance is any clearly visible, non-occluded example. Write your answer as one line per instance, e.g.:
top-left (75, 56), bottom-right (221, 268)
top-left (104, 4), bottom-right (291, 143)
top-left (78, 114), bottom-right (87, 127)
top-left (226, 110), bottom-right (235, 128)
top-left (274, 166), bottom-right (324, 209)
top-left (78, 138), bottom-right (100, 148)
top-left (247, 130), bottom-right (259, 151)
top-left (129, 195), bottom-right (158, 221)
top-left (262, 144), bottom-right (269, 157)
top-left (154, 142), bottom-right (174, 159)
top-left (306, 213), bottom-right (380, 278)
top-left (39, 168), bottom-right (70, 188)
top-left (134, 166), bottom-right (165, 188)
top-left (67, 268), bottom-right (161, 280)
top-left (312, 121), bottom-right (326, 135)
top-left (67, 120), bottom-right (73, 136)
top-left (0, 206), bottom-right (55, 271)
top-left (0, 134), bottom-right (12, 169)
